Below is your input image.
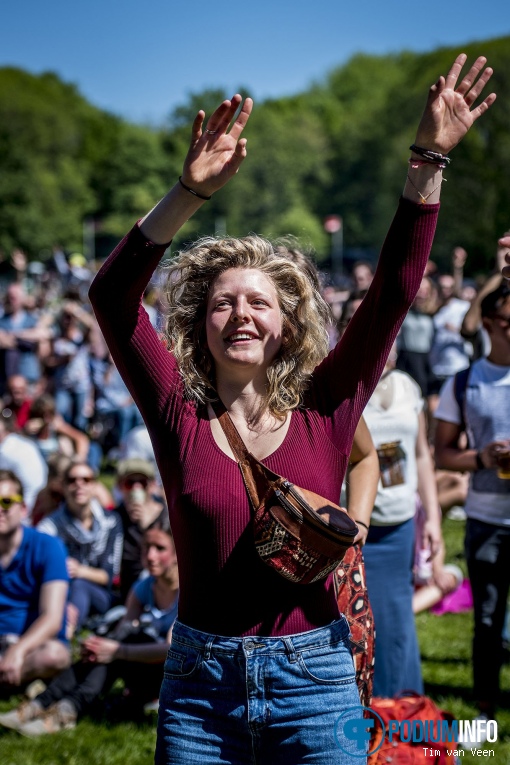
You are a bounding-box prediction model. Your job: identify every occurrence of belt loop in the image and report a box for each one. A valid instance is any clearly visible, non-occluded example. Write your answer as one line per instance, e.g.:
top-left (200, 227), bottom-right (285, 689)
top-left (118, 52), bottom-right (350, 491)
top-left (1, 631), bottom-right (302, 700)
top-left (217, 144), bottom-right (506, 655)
top-left (283, 637), bottom-right (297, 663)
top-left (204, 636), bottom-right (214, 661)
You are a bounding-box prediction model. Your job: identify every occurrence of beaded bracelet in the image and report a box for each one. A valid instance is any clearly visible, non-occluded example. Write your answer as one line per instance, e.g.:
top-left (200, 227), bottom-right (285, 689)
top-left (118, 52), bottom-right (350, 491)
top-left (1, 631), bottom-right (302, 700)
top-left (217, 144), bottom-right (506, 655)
top-left (408, 158), bottom-right (448, 170)
top-left (409, 144), bottom-right (451, 166)
top-left (178, 176), bottom-right (212, 201)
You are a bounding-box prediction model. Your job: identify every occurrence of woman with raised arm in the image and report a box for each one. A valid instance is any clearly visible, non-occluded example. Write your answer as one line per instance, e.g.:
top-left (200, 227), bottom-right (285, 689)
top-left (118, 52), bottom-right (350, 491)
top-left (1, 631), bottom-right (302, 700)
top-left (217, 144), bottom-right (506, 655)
top-left (89, 55), bottom-right (495, 765)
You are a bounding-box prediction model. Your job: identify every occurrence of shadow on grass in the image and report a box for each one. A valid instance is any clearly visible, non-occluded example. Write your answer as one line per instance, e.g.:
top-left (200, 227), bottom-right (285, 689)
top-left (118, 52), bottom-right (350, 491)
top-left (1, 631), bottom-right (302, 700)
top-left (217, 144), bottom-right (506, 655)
top-left (424, 680), bottom-right (473, 698)
top-left (421, 655), bottom-right (472, 665)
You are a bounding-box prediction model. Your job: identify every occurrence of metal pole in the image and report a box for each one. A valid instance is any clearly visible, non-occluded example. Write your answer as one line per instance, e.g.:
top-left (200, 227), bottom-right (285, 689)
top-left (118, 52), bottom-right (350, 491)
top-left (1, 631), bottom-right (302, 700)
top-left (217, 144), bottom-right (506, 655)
top-left (83, 217), bottom-right (95, 263)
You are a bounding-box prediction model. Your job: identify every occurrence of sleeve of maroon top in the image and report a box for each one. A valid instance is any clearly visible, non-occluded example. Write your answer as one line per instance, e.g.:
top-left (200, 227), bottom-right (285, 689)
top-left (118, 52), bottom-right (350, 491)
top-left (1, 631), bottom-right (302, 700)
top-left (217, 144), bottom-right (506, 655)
top-left (88, 223), bottom-right (180, 428)
top-left (310, 197), bottom-right (439, 453)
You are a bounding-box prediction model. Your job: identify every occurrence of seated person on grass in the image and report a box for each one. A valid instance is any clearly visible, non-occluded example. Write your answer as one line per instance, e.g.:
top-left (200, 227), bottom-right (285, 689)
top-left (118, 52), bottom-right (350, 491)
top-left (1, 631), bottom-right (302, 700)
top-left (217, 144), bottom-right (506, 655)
top-left (32, 453), bottom-right (115, 526)
top-left (0, 524), bottom-right (178, 735)
top-left (37, 460), bottom-right (123, 634)
top-left (0, 469), bottom-right (70, 693)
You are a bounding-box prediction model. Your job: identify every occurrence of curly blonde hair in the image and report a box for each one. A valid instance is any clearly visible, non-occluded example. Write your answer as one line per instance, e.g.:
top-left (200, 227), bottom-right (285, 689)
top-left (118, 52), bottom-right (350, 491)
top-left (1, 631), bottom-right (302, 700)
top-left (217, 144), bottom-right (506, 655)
top-left (163, 235), bottom-right (331, 417)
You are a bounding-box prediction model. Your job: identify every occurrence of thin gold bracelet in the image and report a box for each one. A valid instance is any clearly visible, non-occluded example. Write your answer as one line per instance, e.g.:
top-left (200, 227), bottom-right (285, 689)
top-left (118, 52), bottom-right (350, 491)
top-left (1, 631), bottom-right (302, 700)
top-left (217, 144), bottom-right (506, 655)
top-left (406, 172), bottom-right (445, 204)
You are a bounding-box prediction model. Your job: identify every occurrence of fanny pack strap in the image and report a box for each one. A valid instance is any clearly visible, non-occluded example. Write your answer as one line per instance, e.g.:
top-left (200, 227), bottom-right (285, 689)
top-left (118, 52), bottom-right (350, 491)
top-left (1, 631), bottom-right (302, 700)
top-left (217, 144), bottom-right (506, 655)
top-left (211, 401), bottom-right (279, 511)
top-left (211, 400), bottom-right (250, 463)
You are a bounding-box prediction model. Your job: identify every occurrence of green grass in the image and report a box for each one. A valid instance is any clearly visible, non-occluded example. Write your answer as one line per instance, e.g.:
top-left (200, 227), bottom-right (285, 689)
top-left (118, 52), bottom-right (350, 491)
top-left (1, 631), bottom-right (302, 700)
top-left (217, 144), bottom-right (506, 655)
top-left (1, 517), bottom-right (509, 763)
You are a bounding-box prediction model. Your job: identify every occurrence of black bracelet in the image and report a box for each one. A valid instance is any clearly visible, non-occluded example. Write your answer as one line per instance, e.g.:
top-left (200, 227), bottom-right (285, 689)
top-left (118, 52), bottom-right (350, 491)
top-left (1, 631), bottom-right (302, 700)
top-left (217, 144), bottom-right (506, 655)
top-left (178, 176), bottom-right (212, 201)
top-left (409, 144), bottom-right (451, 166)
top-left (355, 519), bottom-right (370, 531)
top-left (475, 451), bottom-right (485, 471)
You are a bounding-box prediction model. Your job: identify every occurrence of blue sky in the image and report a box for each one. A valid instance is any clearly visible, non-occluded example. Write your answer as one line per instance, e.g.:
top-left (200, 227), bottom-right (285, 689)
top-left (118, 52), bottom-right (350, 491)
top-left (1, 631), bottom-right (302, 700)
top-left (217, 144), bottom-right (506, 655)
top-left (3, 0), bottom-right (509, 124)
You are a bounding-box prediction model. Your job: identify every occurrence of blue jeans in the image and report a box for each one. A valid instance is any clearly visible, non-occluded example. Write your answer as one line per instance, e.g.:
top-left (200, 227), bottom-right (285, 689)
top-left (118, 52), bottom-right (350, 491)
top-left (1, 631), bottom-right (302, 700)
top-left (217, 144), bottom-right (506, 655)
top-left (69, 579), bottom-right (111, 630)
top-left (155, 618), bottom-right (365, 765)
top-left (363, 518), bottom-right (423, 697)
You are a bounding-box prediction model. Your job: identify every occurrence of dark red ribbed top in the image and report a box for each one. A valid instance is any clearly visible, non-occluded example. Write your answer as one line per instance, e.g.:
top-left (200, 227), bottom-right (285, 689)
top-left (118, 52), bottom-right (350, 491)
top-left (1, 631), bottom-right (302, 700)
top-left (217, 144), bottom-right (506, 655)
top-left (89, 198), bottom-right (439, 636)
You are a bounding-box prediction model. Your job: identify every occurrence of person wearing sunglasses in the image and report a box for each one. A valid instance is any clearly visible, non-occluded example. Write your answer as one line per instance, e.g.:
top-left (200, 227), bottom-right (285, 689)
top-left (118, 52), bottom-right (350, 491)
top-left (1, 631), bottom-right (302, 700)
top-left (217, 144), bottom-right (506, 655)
top-left (37, 461), bottom-right (123, 635)
top-left (115, 458), bottom-right (168, 601)
top-left (435, 281), bottom-right (510, 735)
top-left (0, 469), bottom-right (70, 695)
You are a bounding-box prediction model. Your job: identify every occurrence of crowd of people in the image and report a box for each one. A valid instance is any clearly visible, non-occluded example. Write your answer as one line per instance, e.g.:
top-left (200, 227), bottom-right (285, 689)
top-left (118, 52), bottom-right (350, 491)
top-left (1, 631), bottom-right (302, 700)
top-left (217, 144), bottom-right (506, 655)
top-left (0, 52), bottom-right (507, 763)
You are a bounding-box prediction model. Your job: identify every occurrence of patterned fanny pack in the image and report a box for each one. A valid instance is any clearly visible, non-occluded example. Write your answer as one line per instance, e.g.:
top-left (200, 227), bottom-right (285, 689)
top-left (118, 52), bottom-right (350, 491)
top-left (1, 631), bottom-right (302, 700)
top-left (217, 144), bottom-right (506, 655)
top-left (213, 403), bottom-right (358, 584)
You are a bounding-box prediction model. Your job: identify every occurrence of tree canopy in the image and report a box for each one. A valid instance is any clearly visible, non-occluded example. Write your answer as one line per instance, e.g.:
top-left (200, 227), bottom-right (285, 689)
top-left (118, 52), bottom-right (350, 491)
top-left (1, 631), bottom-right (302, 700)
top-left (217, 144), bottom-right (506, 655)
top-left (1, 36), bottom-right (508, 274)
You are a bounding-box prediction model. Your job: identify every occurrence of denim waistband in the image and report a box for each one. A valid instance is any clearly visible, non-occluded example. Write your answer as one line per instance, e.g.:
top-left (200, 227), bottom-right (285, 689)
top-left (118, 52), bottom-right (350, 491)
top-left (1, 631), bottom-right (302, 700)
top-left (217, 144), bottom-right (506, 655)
top-left (171, 617), bottom-right (350, 657)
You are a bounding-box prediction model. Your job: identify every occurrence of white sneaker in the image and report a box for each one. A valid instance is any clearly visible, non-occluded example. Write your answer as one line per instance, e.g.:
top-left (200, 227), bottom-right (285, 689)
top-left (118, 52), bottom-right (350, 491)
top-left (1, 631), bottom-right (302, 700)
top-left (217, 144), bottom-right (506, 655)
top-left (457, 714), bottom-right (489, 745)
top-left (447, 506), bottom-right (467, 521)
top-left (0, 700), bottom-right (44, 731)
top-left (443, 563), bottom-right (464, 589)
top-left (18, 699), bottom-right (77, 738)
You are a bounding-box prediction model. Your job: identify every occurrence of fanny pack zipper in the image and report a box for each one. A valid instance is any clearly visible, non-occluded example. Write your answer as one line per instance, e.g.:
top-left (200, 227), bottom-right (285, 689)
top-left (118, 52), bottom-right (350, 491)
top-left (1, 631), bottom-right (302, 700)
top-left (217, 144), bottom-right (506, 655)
top-left (275, 484), bottom-right (356, 542)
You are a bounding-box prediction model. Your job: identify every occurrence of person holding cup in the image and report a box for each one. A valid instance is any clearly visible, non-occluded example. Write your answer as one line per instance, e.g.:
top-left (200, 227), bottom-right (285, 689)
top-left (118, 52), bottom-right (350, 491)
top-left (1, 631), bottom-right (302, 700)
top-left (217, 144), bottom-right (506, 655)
top-left (435, 281), bottom-right (510, 726)
top-left (115, 458), bottom-right (169, 602)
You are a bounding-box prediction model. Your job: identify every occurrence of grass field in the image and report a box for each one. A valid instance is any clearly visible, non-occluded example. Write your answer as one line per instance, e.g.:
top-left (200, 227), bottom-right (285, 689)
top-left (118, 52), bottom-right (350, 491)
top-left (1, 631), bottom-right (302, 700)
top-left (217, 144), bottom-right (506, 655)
top-left (1, 517), bottom-right (509, 764)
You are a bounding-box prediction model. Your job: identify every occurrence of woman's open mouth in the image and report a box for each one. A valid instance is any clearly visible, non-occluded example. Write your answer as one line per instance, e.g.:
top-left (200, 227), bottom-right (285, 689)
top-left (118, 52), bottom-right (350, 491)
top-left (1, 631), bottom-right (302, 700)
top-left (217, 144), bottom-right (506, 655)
top-left (225, 332), bottom-right (258, 344)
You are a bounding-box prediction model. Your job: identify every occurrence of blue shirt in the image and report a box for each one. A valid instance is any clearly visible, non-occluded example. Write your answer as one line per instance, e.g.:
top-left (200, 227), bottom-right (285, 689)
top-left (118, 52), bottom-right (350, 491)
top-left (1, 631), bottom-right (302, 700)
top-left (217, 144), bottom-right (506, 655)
top-left (133, 575), bottom-right (178, 640)
top-left (0, 526), bottom-right (69, 640)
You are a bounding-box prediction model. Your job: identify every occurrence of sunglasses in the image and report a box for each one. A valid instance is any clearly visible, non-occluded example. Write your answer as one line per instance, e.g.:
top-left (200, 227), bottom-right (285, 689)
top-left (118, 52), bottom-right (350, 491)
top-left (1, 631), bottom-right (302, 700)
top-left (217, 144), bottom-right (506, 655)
top-left (122, 476), bottom-right (149, 489)
top-left (66, 475), bottom-right (94, 485)
top-left (0, 495), bottom-right (23, 510)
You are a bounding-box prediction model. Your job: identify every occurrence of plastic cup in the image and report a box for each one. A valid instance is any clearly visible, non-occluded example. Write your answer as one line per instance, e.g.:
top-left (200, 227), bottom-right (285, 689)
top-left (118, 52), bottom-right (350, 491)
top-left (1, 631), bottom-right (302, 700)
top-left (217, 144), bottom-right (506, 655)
top-left (496, 448), bottom-right (510, 480)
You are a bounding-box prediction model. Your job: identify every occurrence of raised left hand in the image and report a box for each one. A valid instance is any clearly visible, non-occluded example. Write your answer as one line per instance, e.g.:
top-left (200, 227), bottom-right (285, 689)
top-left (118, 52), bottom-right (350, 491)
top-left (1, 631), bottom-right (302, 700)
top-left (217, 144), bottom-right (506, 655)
top-left (452, 246), bottom-right (468, 269)
top-left (181, 94), bottom-right (253, 198)
top-left (498, 237), bottom-right (510, 279)
top-left (414, 54), bottom-right (496, 155)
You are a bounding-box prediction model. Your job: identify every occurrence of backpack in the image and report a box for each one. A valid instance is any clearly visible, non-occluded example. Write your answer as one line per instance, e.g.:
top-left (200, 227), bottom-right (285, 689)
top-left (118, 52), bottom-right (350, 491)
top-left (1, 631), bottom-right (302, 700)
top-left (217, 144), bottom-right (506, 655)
top-left (368, 692), bottom-right (457, 765)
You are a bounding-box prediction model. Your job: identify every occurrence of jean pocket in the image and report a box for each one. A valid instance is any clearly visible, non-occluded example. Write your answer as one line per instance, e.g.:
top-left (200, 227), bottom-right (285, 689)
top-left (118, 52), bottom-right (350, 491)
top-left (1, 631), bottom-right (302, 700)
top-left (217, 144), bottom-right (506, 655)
top-left (163, 644), bottom-right (202, 679)
top-left (297, 643), bottom-right (356, 686)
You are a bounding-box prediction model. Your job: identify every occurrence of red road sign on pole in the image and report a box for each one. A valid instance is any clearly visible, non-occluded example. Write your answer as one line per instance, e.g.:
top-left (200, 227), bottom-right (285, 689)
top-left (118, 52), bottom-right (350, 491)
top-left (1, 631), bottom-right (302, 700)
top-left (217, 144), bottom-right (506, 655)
top-left (323, 215), bottom-right (342, 234)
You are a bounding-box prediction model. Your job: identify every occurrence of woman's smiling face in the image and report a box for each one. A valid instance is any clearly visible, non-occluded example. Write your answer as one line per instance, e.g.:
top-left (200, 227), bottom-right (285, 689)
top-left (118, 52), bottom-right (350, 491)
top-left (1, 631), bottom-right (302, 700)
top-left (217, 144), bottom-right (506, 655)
top-left (205, 268), bottom-right (283, 380)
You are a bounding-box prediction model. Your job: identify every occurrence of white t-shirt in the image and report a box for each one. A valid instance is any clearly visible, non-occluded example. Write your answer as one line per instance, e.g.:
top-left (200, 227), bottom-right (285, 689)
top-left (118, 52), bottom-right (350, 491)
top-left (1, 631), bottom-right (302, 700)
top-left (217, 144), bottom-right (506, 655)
top-left (358, 370), bottom-right (423, 525)
top-left (435, 358), bottom-right (510, 526)
top-left (0, 433), bottom-right (48, 515)
top-left (430, 298), bottom-right (471, 378)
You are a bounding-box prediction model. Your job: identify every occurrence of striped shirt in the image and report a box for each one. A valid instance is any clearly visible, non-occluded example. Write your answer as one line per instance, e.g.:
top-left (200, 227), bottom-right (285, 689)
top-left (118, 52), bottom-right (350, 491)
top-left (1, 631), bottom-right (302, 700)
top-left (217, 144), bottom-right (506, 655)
top-left (37, 499), bottom-right (123, 584)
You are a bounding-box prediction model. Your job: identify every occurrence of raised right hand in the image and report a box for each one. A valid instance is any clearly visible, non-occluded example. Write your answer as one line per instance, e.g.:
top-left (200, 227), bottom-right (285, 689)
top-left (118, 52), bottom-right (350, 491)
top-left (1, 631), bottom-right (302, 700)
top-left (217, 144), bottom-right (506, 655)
top-left (414, 54), bottom-right (496, 155)
top-left (498, 236), bottom-right (510, 278)
top-left (181, 95), bottom-right (253, 199)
